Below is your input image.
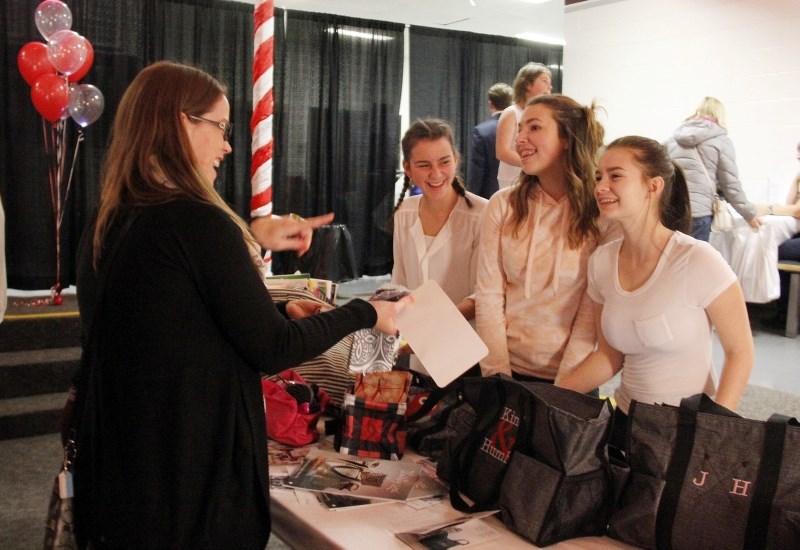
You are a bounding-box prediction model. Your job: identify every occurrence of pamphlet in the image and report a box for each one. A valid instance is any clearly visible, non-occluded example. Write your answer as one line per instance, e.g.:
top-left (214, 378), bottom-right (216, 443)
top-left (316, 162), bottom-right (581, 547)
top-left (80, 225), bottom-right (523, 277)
top-left (315, 469), bottom-right (447, 510)
top-left (395, 512), bottom-right (501, 549)
top-left (282, 449), bottom-right (422, 501)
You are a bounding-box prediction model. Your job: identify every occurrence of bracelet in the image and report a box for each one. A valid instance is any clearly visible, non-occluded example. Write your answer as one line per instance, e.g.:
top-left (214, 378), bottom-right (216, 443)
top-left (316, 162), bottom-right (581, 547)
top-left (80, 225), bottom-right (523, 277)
top-left (768, 204), bottom-right (774, 215)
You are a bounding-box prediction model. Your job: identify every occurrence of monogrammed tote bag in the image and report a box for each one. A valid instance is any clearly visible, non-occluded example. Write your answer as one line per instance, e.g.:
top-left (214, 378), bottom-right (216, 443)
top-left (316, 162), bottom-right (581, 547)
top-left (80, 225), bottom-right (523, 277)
top-left (609, 394), bottom-right (800, 549)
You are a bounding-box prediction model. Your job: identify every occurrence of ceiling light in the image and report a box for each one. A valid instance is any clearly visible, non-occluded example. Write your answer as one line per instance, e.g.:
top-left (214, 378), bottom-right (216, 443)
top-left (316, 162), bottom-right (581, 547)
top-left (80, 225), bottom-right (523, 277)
top-left (515, 32), bottom-right (566, 46)
top-left (326, 28), bottom-right (393, 41)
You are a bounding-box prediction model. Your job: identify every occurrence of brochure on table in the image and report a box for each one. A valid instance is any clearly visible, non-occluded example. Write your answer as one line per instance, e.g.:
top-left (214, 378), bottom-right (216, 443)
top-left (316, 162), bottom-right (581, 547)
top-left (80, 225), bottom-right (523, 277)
top-left (395, 511), bottom-right (501, 549)
top-left (283, 449), bottom-right (422, 502)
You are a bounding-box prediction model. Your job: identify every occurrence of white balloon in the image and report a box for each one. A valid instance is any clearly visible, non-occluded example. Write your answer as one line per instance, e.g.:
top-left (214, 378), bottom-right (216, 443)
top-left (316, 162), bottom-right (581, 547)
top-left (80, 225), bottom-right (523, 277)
top-left (47, 30), bottom-right (87, 76)
top-left (35, 0), bottom-right (72, 40)
top-left (68, 84), bottom-right (105, 127)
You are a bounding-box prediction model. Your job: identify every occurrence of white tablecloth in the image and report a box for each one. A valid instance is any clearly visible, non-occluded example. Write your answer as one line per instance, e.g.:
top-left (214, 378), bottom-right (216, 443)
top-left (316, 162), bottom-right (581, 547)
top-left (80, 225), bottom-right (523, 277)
top-left (709, 214), bottom-right (800, 303)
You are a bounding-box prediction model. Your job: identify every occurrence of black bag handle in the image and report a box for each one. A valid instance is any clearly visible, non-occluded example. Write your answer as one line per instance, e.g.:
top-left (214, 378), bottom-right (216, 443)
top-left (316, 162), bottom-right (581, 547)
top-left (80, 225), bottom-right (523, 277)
top-left (448, 376), bottom-right (509, 512)
top-left (655, 394), bottom-right (716, 548)
top-left (744, 414), bottom-right (799, 549)
top-left (406, 386), bottom-right (462, 451)
top-left (405, 381), bottom-right (459, 423)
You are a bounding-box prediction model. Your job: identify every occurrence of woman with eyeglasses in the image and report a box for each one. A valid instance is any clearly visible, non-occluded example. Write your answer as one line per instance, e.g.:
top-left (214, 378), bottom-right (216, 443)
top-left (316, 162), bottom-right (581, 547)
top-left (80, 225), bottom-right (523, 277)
top-left (72, 61), bottom-right (408, 548)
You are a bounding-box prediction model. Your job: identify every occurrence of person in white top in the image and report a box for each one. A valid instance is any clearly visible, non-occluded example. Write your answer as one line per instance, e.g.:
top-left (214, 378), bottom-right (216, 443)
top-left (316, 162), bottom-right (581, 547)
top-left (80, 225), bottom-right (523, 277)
top-left (495, 62), bottom-right (552, 189)
top-left (392, 119), bottom-right (488, 370)
top-left (557, 136), bottom-right (753, 448)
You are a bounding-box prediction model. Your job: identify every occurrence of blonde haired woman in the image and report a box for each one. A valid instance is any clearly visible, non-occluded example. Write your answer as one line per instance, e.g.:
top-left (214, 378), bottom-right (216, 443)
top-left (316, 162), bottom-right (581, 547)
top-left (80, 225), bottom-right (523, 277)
top-left (665, 96), bottom-right (761, 241)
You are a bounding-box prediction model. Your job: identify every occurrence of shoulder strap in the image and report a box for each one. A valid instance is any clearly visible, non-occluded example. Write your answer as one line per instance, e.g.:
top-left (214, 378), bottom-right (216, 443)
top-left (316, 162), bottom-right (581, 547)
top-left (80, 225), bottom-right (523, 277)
top-left (692, 146), bottom-right (716, 194)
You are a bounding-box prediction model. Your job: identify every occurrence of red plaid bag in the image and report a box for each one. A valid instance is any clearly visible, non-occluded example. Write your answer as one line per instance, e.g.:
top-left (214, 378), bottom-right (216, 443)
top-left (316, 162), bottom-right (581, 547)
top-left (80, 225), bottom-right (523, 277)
top-left (336, 371), bottom-right (412, 460)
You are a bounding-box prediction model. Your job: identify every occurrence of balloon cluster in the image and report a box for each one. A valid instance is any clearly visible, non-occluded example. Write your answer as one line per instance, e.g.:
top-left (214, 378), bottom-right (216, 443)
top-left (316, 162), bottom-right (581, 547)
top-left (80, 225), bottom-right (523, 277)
top-left (16, 1), bottom-right (105, 304)
top-left (17, 0), bottom-right (104, 126)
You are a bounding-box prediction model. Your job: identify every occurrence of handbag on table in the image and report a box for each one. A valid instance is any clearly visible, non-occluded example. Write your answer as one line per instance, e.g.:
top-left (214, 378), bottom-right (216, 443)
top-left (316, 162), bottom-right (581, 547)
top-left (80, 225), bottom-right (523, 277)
top-left (436, 375), bottom-right (624, 547)
top-left (336, 370), bottom-right (413, 460)
top-left (609, 394), bottom-right (800, 549)
top-left (262, 369), bottom-right (330, 447)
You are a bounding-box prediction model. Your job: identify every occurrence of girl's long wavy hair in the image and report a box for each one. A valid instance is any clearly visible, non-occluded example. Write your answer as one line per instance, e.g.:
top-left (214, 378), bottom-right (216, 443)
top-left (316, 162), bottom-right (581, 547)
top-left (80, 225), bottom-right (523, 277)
top-left (392, 118), bottom-right (471, 216)
top-left (508, 95), bottom-right (605, 249)
top-left (605, 136), bottom-right (692, 234)
top-left (92, 61), bottom-right (258, 268)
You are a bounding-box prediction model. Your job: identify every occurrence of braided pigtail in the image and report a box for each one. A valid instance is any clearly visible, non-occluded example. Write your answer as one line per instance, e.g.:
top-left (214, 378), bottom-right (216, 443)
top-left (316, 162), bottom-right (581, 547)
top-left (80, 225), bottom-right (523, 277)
top-left (388, 174), bottom-right (413, 233)
top-left (393, 174), bottom-right (412, 215)
top-left (451, 176), bottom-right (473, 208)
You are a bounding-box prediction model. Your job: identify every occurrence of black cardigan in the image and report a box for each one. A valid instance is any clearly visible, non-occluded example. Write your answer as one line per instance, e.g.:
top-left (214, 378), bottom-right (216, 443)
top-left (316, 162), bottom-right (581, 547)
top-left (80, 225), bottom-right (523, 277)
top-left (73, 199), bottom-right (375, 548)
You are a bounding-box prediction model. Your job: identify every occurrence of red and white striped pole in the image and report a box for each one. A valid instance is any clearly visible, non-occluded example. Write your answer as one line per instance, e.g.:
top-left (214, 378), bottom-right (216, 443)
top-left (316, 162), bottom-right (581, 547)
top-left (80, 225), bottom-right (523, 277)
top-left (251, 0), bottom-right (275, 272)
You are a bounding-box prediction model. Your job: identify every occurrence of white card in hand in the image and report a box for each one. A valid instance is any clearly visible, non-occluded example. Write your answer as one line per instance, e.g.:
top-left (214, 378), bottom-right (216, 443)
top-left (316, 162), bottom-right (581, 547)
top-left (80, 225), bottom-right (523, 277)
top-left (396, 279), bottom-right (488, 387)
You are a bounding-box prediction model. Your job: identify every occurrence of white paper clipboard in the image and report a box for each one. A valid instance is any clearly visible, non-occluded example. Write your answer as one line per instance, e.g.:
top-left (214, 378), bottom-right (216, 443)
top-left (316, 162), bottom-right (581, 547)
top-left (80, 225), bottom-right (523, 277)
top-left (396, 280), bottom-right (488, 387)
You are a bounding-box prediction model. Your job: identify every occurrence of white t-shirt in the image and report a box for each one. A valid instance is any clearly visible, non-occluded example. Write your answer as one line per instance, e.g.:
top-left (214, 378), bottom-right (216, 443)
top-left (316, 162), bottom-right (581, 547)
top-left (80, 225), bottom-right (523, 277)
top-left (496, 104), bottom-right (524, 189)
top-left (588, 232), bottom-right (737, 413)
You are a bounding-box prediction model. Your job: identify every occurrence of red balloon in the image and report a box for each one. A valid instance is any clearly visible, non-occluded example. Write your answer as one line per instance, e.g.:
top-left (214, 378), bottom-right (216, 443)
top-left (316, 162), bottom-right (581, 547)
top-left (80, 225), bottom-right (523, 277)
top-left (17, 42), bottom-right (56, 86)
top-left (68, 38), bottom-right (94, 83)
top-left (31, 74), bottom-right (69, 123)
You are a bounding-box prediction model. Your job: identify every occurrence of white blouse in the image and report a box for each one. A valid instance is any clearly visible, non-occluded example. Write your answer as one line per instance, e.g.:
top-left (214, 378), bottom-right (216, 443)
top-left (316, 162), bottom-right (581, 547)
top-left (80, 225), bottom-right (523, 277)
top-left (392, 192), bottom-right (487, 308)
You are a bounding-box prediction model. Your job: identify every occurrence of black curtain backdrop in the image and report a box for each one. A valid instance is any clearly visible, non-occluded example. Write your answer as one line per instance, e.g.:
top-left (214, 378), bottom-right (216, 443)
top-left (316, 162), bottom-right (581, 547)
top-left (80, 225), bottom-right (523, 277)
top-left (2, 2), bottom-right (561, 289)
top-left (0, 0), bottom-right (253, 290)
top-left (409, 27), bottom-right (563, 185)
top-left (271, 10), bottom-right (404, 277)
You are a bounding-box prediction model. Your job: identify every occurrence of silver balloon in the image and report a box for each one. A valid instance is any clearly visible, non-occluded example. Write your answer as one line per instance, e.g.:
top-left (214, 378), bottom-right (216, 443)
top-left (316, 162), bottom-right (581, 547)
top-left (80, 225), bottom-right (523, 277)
top-left (35, 0), bottom-right (73, 40)
top-left (68, 84), bottom-right (104, 127)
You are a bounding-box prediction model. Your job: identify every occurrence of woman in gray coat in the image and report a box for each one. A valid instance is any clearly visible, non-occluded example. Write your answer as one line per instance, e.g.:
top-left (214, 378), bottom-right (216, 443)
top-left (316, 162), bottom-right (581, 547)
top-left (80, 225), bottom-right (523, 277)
top-left (665, 97), bottom-right (761, 241)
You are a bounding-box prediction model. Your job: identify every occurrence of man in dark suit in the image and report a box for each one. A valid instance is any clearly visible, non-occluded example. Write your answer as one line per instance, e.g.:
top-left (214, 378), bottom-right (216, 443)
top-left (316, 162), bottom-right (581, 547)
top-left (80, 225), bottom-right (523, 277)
top-left (466, 83), bottom-right (513, 199)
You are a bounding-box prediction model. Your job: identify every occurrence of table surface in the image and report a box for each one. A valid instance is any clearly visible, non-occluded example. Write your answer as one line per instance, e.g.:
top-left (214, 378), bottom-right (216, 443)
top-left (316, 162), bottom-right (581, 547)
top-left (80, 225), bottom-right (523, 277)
top-left (268, 438), bottom-right (637, 550)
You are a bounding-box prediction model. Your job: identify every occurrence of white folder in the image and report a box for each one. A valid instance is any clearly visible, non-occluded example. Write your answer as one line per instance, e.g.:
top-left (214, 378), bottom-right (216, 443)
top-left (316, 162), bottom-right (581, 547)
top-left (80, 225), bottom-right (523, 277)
top-left (396, 279), bottom-right (488, 387)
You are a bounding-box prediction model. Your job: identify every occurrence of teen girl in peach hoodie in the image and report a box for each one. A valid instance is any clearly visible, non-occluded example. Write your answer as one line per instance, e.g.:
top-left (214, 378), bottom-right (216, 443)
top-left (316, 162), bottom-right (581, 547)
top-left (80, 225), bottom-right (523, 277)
top-left (476, 95), bottom-right (606, 382)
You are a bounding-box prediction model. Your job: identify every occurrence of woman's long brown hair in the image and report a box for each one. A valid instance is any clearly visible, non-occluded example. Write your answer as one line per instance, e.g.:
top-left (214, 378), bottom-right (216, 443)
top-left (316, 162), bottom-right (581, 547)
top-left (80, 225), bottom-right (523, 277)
top-left (93, 61), bottom-right (258, 267)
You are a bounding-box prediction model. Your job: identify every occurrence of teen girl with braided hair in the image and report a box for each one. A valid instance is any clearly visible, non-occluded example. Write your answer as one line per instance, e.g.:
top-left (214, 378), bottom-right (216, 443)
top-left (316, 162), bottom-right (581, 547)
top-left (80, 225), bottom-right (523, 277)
top-left (392, 118), bottom-right (488, 325)
top-left (476, 95), bottom-right (609, 384)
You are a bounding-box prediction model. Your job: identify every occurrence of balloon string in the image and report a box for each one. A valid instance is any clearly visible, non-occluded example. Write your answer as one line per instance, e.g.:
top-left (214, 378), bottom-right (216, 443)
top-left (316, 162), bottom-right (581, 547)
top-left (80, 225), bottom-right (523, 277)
top-left (43, 119), bottom-right (54, 211)
top-left (59, 131), bottom-right (83, 228)
top-left (55, 119), bottom-right (66, 292)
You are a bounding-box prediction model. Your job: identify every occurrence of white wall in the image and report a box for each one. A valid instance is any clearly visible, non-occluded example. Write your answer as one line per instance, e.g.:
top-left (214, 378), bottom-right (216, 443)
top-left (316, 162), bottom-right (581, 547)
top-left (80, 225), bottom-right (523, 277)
top-left (564, 0), bottom-right (800, 204)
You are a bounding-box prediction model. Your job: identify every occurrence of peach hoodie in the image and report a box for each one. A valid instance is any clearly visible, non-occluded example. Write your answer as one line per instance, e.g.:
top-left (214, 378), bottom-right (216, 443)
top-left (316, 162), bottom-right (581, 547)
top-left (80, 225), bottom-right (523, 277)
top-left (476, 185), bottom-right (598, 380)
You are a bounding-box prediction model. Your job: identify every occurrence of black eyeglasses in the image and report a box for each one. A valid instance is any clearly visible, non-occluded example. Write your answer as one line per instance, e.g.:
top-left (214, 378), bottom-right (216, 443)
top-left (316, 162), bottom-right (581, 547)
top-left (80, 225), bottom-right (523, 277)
top-left (188, 114), bottom-right (233, 142)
